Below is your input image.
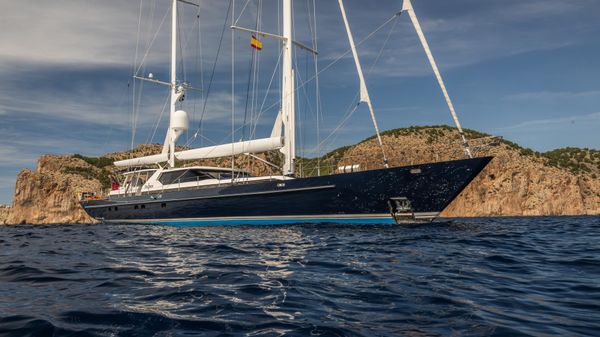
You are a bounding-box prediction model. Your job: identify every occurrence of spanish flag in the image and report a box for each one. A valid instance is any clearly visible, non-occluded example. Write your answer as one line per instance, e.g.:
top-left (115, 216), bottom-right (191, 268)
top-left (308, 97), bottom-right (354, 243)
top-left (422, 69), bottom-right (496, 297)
top-left (250, 35), bottom-right (263, 51)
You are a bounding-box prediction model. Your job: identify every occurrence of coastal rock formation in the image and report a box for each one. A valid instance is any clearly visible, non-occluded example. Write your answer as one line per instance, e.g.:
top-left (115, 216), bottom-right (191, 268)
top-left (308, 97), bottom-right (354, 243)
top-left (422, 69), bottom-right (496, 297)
top-left (0, 205), bottom-right (10, 225)
top-left (5, 156), bottom-right (102, 224)
top-left (3, 126), bottom-right (599, 224)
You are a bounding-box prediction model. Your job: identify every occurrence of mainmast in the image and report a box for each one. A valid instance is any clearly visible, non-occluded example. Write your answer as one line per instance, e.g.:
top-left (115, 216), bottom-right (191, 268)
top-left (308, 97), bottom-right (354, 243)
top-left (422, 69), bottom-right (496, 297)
top-left (163, 0), bottom-right (188, 168)
top-left (168, 0), bottom-right (178, 167)
top-left (281, 0), bottom-right (296, 176)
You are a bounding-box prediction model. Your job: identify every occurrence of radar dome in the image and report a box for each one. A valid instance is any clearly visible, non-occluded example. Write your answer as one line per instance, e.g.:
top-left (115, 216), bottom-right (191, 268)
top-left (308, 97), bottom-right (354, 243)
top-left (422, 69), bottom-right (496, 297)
top-left (171, 110), bottom-right (189, 131)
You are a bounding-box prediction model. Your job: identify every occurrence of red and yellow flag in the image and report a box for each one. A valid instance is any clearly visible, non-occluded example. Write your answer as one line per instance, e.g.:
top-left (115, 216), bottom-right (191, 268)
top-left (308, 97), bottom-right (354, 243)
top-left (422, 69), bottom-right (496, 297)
top-left (250, 35), bottom-right (263, 51)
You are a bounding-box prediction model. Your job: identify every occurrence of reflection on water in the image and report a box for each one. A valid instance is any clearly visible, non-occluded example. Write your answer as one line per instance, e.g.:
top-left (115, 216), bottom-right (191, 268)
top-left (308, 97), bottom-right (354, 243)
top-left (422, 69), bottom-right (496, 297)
top-left (255, 227), bottom-right (309, 322)
top-left (0, 217), bottom-right (599, 336)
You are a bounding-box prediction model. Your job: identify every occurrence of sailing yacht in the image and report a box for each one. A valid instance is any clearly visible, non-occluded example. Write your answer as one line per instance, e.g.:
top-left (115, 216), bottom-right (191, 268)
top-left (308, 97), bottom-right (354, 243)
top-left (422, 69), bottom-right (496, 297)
top-left (81, 0), bottom-right (492, 225)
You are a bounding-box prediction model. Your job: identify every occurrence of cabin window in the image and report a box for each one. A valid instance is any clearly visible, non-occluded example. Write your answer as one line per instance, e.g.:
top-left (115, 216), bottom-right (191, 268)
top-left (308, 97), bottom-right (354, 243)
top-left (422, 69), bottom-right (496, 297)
top-left (141, 204), bottom-right (146, 209)
top-left (114, 206), bottom-right (118, 211)
top-left (134, 205), bottom-right (139, 210)
top-left (205, 170), bottom-right (252, 180)
top-left (123, 170), bottom-right (157, 188)
top-left (161, 203), bottom-right (166, 208)
top-left (108, 207), bottom-right (112, 211)
top-left (158, 169), bottom-right (212, 185)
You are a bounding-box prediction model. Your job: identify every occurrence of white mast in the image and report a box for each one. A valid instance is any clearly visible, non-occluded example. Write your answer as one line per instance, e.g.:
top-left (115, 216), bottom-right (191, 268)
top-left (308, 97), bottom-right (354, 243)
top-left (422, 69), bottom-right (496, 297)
top-left (338, 0), bottom-right (389, 168)
top-left (161, 0), bottom-right (188, 168)
top-left (281, 0), bottom-right (296, 176)
top-left (168, 0), bottom-right (178, 167)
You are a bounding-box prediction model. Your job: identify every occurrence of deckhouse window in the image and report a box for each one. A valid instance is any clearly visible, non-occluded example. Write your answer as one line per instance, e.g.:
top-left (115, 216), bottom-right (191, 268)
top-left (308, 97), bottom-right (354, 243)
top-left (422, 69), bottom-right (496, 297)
top-left (158, 169), bottom-right (212, 185)
top-left (205, 170), bottom-right (252, 180)
top-left (123, 170), bottom-right (156, 188)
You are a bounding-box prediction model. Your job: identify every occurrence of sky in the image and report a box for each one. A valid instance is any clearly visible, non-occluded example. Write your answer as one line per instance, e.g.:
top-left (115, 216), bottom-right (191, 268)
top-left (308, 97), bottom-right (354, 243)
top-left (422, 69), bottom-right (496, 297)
top-left (0, 0), bottom-right (599, 204)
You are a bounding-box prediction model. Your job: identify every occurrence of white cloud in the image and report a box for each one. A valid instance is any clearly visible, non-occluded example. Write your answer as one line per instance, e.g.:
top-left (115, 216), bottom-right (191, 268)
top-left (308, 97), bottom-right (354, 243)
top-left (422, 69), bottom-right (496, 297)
top-left (496, 112), bottom-right (600, 131)
top-left (0, 0), bottom-right (234, 71)
top-left (322, 0), bottom-right (599, 78)
top-left (2, 0), bottom-right (595, 78)
top-left (503, 90), bottom-right (600, 102)
top-left (0, 1), bottom-right (138, 66)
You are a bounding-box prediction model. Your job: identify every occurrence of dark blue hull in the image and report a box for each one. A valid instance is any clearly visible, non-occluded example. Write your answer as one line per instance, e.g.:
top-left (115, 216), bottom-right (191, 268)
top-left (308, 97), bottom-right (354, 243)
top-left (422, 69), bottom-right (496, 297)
top-left (81, 157), bottom-right (492, 225)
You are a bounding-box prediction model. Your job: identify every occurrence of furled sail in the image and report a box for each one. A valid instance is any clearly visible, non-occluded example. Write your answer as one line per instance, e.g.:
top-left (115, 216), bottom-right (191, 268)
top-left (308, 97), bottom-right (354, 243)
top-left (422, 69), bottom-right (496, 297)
top-left (114, 153), bottom-right (169, 167)
top-left (113, 137), bottom-right (283, 167)
top-left (175, 136), bottom-right (283, 161)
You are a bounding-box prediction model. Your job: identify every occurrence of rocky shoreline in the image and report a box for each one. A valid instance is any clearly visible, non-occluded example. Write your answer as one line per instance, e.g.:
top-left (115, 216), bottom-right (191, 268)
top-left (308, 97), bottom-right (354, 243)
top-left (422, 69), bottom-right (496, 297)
top-left (2, 126), bottom-right (599, 224)
top-left (0, 205), bottom-right (10, 225)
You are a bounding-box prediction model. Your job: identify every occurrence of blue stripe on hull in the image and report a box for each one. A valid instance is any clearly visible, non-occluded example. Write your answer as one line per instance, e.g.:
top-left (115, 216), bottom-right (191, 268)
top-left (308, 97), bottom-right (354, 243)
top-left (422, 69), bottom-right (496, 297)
top-left (112, 217), bottom-right (397, 227)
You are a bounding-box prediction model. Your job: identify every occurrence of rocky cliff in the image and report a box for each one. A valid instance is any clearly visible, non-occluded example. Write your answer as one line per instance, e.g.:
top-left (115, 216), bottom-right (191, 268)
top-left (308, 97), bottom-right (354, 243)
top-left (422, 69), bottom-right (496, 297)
top-left (3, 126), bottom-right (599, 224)
top-left (0, 205), bottom-right (10, 225)
top-left (5, 155), bottom-right (104, 224)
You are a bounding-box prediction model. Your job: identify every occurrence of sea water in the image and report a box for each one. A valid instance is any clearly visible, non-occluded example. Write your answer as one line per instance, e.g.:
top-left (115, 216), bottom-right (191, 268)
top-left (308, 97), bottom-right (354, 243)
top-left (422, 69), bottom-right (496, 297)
top-left (0, 216), bottom-right (599, 336)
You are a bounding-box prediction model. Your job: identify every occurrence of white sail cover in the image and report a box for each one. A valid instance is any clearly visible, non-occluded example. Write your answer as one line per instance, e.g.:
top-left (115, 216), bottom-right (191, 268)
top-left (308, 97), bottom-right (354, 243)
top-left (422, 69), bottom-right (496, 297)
top-left (175, 136), bottom-right (283, 161)
top-left (113, 137), bottom-right (283, 167)
top-left (114, 153), bottom-right (169, 167)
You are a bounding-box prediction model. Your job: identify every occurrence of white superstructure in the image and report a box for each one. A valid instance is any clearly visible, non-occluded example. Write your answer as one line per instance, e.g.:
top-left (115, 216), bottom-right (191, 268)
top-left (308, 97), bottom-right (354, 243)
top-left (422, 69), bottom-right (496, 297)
top-left (111, 166), bottom-right (291, 197)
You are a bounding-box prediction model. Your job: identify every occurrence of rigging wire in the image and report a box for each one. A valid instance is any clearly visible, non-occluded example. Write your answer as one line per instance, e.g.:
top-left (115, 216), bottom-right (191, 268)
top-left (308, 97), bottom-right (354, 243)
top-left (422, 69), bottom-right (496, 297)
top-left (234, 0), bottom-right (252, 26)
top-left (293, 41), bottom-right (316, 165)
top-left (131, 0), bottom-right (144, 151)
top-left (308, 0), bottom-right (322, 175)
top-left (251, 0), bottom-right (263, 144)
top-left (177, 7), bottom-right (186, 84)
top-left (231, 0), bottom-right (235, 174)
top-left (310, 13), bottom-right (401, 157)
top-left (241, 0), bottom-right (261, 143)
top-left (249, 47), bottom-right (283, 139)
top-left (258, 11), bottom-right (400, 122)
top-left (184, 0), bottom-right (233, 147)
top-left (194, 4), bottom-right (204, 137)
top-left (145, 91), bottom-right (171, 144)
top-left (315, 93), bottom-right (361, 153)
top-left (131, 0), bottom-right (158, 153)
top-left (133, 7), bottom-right (170, 77)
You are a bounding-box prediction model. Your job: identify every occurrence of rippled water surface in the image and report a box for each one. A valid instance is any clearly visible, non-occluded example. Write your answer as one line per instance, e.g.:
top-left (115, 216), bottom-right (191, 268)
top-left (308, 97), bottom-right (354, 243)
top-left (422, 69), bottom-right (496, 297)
top-left (1, 217), bottom-right (599, 336)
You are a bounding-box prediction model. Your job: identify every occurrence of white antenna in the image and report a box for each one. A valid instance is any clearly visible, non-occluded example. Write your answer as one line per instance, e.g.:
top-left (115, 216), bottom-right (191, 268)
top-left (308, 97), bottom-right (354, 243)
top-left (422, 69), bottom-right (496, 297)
top-left (402, 0), bottom-right (472, 158)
